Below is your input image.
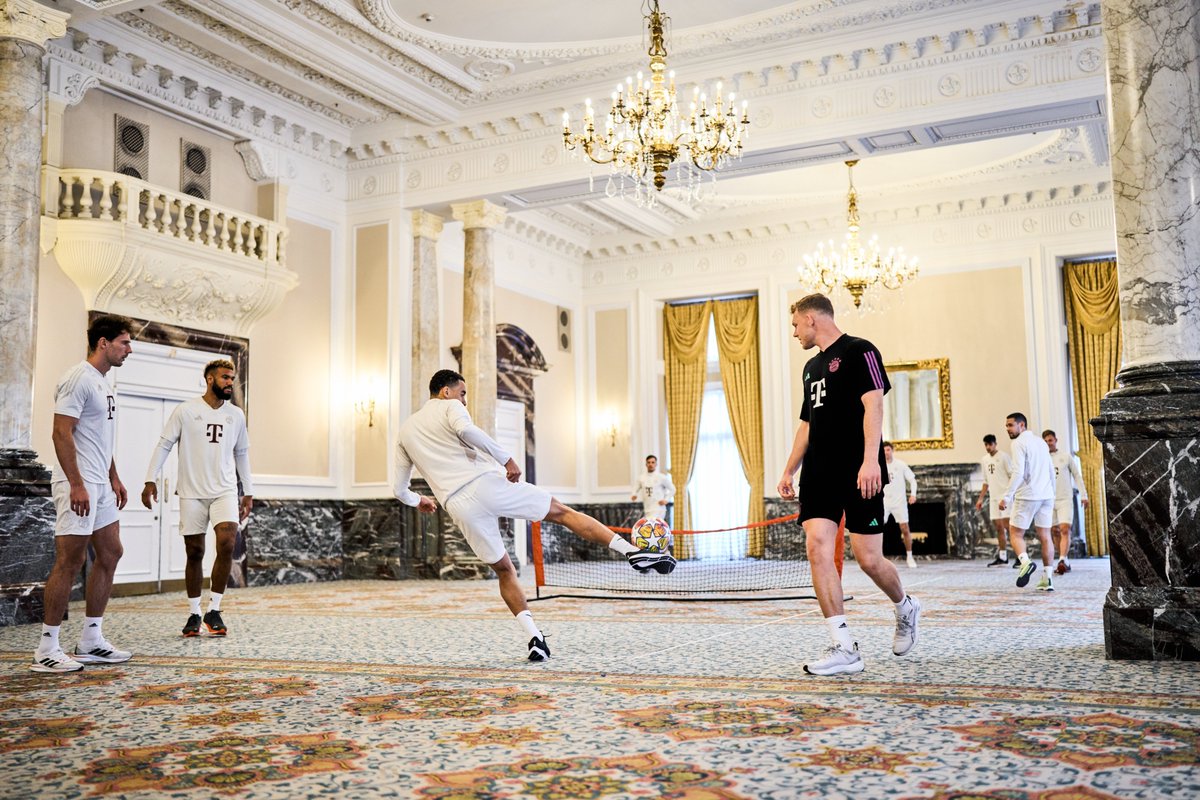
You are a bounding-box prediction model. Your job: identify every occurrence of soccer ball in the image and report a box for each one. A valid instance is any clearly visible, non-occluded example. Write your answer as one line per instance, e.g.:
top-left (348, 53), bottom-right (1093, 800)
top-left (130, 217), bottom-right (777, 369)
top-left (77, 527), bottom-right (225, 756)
top-left (631, 517), bottom-right (673, 554)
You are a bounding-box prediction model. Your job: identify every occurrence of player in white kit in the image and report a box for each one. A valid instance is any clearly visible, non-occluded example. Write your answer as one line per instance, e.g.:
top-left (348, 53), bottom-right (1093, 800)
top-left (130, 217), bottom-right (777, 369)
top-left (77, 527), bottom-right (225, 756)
top-left (999, 412), bottom-right (1057, 591)
top-left (631, 455), bottom-right (675, 525)
top-left (31, 315), bottom-right (135, 674)
top-left (1042, 430), bottom-right (1089, 576)
top-left (974, 434), bottom-right (1016, 567)
top-left (882, 442), bottom-right (918, 568)
top-left (142, 360), bottom-right (253, 637)
top-left (396, 370), bottom-right (675, 662)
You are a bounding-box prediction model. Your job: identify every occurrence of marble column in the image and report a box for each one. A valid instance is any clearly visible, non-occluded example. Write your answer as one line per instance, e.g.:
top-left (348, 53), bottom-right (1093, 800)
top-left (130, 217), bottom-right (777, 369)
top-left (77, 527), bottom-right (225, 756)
top-left (0, 0), bottom-right (70, 626)
top-left (410, 210), bottom-right (443, 411)
top-left (450, 200), bottom-right (506, 436)
top-left (1093, 0), bottom-right (1200, 660)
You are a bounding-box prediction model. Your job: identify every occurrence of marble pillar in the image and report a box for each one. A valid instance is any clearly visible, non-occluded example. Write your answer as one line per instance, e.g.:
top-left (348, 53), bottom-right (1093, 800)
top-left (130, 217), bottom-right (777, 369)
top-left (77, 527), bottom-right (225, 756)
top-left (1094, 0), bottom-right (1200, 660)
top-left (0, 0), bottom-right (70, 626)
top-left (451, 200), bottom-right (506, 436)
top-left (410, 210), bottom-right (443, 411)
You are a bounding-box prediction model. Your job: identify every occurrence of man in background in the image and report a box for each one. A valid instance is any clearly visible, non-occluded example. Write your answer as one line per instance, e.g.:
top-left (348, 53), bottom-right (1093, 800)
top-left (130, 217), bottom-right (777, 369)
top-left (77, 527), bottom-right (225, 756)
top-left (1042, 429), bottom-right (1089, 575)
top-left (999, 413), bottom-right (1057, 592)
top-left (975, 434), bottom-right (1016, 567)
top-left (632, 454), bottom-right (675, 525)
top-left (882, 442), bottom-right (919, 569)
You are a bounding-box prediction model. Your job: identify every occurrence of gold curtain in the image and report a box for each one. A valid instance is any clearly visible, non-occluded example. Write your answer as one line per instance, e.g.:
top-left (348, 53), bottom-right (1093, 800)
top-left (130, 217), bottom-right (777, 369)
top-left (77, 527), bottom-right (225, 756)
top-left (1063, 260), bottom-right (1121, 556)
top-left (663, 301), bottom-right (711, 559)
top-left (712, 297), bottom-right (766, 556)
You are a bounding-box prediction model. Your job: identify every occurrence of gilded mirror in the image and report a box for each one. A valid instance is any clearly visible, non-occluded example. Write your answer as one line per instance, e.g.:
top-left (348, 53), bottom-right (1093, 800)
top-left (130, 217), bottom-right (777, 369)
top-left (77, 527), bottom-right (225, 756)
top-left (882, 358), bottom-right (953, 450)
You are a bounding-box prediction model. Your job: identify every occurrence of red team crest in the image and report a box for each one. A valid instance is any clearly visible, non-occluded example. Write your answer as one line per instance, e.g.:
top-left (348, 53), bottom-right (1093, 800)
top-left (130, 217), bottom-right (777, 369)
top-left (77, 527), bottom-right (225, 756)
top-left (828, 357), bottom-right (841, 373)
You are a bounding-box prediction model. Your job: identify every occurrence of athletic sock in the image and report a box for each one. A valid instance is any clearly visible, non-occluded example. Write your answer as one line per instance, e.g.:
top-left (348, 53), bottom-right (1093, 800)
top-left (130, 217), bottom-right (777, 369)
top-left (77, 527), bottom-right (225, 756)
top-left (1018, 553), bottom-right (1031, 565)
top-left (38, 624), bottom-right (61, 654)
top-left (607, 534), bottom-right (639, 556)
top-left (1062, 556), bottom-right (1071, 566)
top-left (515, 610), bottom-right (542, 640)
top-left (825, 615), bottom-right (855, 651)
top-left (188, 597), bottom-right (202, 616)
top-left (208, 592), bottom-right (223, 613)
top-left (80, 616), bottom-right (103, 646)
top-left (893, 596), bottom-right (911, 613)
top-left (905, 550), bottom-right (913, 558)
top-left (998, 549), bottom-right (1008, 560)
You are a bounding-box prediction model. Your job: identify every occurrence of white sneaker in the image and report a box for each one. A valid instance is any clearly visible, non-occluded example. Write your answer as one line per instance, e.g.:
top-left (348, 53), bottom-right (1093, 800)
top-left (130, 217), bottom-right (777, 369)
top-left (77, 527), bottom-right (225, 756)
top-left (74, 639), bottom-right (132, 664)
top-left (906, 554), bottom-right (917, 569)
top-left (803, 643), bottom-right (864, 676)
top-left (1036, 575), bottom-right (1055, 592)
top-left (31, 648), bottom-right (84, 673)
top-left (893, 595), bottom-right (922, 656)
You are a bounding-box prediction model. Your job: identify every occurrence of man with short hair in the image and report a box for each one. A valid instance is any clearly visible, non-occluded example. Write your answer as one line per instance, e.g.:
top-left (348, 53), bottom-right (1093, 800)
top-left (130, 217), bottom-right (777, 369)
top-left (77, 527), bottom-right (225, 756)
top-left (777, 293), bottom-right (921, 676)
top-left (142, 359), bottom-right (254, 637)
top-left (31, 314), bottom-right (135, 673)
top-left (1042, 429), bottom-right (1089, 576)
top-left (631, 454), bottom-right (675, 525)
top-left (397, 370), bottom-right (675, 662)
top-left (999, 413), bottom-right (1057, 591)
top-left (975, 434), bottom-right (1016, 567)
top-left (882, 442), bottom-right (918, 569)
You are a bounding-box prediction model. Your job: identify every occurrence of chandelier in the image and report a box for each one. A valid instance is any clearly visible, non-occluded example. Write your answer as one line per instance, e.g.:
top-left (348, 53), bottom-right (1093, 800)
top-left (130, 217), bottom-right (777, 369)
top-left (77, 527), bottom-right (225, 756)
top-left (561, 0), bottom-right (750, 205)
top-left (800, 160), bottom-right (919, 308)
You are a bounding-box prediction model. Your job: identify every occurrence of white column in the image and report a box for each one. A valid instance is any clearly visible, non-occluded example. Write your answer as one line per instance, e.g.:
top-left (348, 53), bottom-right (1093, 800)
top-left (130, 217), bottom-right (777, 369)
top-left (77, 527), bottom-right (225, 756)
top-left (410, 210), bottom-right (444, 410)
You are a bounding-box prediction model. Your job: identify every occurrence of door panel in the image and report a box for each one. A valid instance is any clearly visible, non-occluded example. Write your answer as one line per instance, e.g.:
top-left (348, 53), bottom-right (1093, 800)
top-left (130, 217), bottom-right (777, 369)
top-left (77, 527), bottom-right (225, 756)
top-left (113, 396), bottom-right (175, 584)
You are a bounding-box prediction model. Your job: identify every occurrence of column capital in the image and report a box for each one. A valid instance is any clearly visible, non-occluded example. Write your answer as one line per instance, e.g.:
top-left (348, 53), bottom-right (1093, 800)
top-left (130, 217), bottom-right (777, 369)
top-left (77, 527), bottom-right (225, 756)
top-left (0, 0), bottom-right (69, 48)
top-left (451, 199), bottom-right (507, 230)
top-left (411, 209), bottom-right (444, 240)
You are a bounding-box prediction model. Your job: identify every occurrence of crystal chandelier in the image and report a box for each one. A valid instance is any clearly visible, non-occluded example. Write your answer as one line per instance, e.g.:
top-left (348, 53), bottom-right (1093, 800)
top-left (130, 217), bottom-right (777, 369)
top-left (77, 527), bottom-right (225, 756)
top-left (800, 160), bottom-right (919, 308)
top-left (561, 0), bottom-right (750, 205)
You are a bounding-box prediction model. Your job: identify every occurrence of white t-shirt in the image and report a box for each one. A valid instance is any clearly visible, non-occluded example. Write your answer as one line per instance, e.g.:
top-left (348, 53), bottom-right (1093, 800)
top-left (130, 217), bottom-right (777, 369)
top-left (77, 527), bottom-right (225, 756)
top-left (633, 471), bottom-right (675, 516)
top-left (883, 458), bottom-right (917, 506)
top-left (980, 451), bottom-right (1014, 498)
top-left (51, 361), bottom-right (116, 485)
top-left (394, 399), bottom-right (513, 506)
top-left (145, 397), bottom-right (253, 498)
top-left (1050, 449), bottom-right (1089, 503)
top-left (1003, 430), bottom-right (1055, 505)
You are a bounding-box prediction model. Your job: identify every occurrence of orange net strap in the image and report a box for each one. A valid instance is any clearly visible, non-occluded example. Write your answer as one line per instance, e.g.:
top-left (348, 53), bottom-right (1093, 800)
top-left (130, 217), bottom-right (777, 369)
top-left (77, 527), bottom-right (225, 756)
top-left (610, 513), bottom-right (799, 536)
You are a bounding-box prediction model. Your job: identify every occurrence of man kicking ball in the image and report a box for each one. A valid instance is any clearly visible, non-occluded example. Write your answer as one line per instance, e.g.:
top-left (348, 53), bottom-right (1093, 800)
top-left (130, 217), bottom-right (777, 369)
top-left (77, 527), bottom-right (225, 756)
top-left (395, 370), bottom-right (675, 661)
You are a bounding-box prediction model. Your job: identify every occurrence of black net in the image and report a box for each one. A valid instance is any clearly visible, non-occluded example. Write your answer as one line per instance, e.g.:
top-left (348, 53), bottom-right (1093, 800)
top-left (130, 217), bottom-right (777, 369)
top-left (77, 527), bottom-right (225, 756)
top-left (531, 515), bottom-right (812, 601)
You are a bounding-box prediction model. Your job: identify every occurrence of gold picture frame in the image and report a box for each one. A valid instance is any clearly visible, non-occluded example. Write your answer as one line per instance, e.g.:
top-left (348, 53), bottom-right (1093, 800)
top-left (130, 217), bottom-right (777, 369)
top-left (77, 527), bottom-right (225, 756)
top-left (883, 358), bottom-right (954, 450)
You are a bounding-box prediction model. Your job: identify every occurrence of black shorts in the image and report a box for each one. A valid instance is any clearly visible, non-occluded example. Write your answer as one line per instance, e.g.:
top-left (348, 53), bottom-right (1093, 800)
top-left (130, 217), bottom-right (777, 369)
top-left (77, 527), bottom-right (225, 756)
top-left (799, 469), bottom-right (886, 534)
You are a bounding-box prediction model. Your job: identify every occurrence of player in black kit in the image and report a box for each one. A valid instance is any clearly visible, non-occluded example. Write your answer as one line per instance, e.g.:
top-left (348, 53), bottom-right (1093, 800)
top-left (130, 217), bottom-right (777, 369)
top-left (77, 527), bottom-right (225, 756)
top-left (777, 293), bottom-right (922, 676)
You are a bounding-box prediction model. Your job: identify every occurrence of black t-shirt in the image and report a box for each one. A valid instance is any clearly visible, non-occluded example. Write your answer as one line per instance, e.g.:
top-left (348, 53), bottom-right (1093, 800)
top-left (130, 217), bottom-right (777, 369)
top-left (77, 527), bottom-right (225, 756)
top-left (800, 333), bottom-right (892, 478)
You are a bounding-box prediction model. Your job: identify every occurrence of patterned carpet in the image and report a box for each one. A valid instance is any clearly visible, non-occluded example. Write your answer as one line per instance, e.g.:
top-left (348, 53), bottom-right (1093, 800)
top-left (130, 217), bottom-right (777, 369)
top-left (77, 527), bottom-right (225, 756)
top-left (1, 559), bottom-right (1198, 799)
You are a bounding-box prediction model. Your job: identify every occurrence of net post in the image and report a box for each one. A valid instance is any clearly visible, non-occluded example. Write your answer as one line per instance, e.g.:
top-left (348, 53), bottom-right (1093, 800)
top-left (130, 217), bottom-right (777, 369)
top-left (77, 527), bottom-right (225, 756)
top-left (531, 520), bottom-right (546, 589)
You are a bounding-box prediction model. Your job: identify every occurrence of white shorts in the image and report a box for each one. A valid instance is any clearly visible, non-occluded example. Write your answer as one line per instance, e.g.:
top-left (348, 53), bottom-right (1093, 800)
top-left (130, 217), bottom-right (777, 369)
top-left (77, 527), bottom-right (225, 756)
top-left (179, 494), bottom-right (239, 536)
top-left (1053, 498), bottom-right (1076, 528)
top-left (884, 502), bottom-right (909, 525)
top-left (445, 473), bottom-right (552, 565)
top-left (53, 481), bottom-right (119, 536)
top-left (989, 498), bottom-right (1007, 522)
top-left (1010, 498), bottom-right (1054, 530)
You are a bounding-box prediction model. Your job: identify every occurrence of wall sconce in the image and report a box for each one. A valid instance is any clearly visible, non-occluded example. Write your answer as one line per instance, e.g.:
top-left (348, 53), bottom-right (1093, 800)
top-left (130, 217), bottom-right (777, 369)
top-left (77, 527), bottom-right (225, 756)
top-left (355, 375), bottom-right (384, 428)
top-left (597, 410), bottom-right (619, 448)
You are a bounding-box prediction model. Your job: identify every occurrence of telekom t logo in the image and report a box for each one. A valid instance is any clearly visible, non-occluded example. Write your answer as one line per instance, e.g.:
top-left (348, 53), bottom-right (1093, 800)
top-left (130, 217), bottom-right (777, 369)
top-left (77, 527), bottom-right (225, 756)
top-left (810, 378), bottom-right (827, 409)
top-left (206, 424), bottom-right (224, 443)
top-left (106, 396), bottom-right (115, 420)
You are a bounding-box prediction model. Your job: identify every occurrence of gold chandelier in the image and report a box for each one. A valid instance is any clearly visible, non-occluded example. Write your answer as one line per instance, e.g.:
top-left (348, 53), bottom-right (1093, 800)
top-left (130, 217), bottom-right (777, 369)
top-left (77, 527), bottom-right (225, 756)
top-left (561, 0), bottom-right (750, 204)
top-left (800, 160), bottom-right (919, 308)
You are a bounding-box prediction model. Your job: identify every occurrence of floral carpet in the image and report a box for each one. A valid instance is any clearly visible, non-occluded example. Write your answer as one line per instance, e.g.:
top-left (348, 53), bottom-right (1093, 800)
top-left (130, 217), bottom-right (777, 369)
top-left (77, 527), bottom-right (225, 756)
top-left (1, 559), bottom-right (1197, 799)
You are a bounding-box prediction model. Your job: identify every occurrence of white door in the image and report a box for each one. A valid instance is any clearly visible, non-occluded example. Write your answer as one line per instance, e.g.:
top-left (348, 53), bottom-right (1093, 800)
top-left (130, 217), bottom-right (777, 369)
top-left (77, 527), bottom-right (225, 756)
top-left (495, 400), bottom-right (528, 566)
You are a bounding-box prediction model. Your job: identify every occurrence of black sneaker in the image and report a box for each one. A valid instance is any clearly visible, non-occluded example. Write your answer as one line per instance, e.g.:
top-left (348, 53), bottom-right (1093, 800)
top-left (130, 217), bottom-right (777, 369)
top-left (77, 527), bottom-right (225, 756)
top-left (182, 614), bottom-right (202, 637)
top-left (1012, 558), bottom-right (1021, 569)
top-left (528, 635), bottom-right (550, 662)
top-left (986, 555), bottom-right (1009, 567)
top-left (627, 549), bottom-right (677, 575)
top-left (203, 609), bottom-right (227, 636)
top-left (1016, 560), bottom-right (1037, 588)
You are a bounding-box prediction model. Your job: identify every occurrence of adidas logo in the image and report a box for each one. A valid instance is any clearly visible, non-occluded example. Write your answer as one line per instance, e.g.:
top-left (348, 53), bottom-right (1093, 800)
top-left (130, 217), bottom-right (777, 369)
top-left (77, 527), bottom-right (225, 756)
top-left (869, 518), bottom-right (879, 526)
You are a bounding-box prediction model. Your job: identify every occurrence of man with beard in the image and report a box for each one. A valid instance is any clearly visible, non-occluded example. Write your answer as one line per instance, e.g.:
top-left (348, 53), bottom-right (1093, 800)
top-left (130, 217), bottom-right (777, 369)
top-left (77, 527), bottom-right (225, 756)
top-left (142, 359), bottom-right (254, 637)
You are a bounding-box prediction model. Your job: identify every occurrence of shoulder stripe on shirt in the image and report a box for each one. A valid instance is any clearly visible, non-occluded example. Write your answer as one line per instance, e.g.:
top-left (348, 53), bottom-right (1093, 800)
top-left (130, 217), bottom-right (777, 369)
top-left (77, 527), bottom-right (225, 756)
top-left (864, 351), bottom-right (885, 390)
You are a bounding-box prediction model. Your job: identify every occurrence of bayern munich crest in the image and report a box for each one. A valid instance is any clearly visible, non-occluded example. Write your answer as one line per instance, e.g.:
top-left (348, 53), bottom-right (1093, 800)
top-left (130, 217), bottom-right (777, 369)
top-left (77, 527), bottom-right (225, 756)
top-left (829, 358), bottom-right (841, 373)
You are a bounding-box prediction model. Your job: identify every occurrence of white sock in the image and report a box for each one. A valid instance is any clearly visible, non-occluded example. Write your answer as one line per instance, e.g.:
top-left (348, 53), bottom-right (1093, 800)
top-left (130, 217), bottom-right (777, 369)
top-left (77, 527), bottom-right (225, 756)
top-left (906, 550), bottom-right (914, 558)
top-left (1018, 552), bottom-right (1031, 564)
top-left (607, 534), bottom-right (639, 556)
top-left (515, 610), bottom-right (542, 640)
top-left (893, 596), bottom-right (911, 613)
top-left (208, 592), bottom-right (223, 612)
top-left (80, 616), bottom-right (103, 645)
top-left (188, 597), bottom-right (202, 616)
top-left (825, 615), bottom-right (855, 651)
top-left (38, 624), bottom-right (61, 653)
top-left (998, 549), bottom-right (1008, 559)
top-left (1062, 556), bottom-right (1071, 566)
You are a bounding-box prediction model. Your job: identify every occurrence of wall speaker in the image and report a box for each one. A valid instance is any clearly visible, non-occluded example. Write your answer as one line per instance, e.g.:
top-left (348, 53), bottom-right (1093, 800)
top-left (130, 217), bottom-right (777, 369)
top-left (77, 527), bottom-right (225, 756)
top-left (556, 307), bottom-right (572, 353)
top-left (113, 116), bottom-right (149, 180)
top-left (180, 140), bottom-right (212, 200)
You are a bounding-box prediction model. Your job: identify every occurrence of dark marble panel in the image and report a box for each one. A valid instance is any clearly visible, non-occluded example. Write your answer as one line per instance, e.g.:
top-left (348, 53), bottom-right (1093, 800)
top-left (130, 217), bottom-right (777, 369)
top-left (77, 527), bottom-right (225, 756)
top-left (0, 450), bottom-right (55, 626)
top-left (342, 498), bottom-right (418, 580)
top-left (910, 463), bottom-right (978, 559)
top-left (245, 499), bottom-right (342, 586)
top-left (1092, 362), bottom-right (1200, 661)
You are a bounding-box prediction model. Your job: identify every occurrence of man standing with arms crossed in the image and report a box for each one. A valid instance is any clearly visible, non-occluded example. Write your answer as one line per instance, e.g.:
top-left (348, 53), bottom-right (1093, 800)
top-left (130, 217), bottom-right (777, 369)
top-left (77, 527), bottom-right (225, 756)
top-left (1042, 429), bottom-right (1089, 576)
top-left (631, 454), bottom-right (675, 526)
top-left (142, 359), bottom-right (253, 637)
top-left (882, 442), bottom-right (919, 568)
top-left (975, 434), bottom-right (1016, 567)
top-left (777, 294), bottom-right (921, 676)
top-left (999, 413), bottom-right (1057, 591)
top-left (31, 315), bottom-right (135, 673)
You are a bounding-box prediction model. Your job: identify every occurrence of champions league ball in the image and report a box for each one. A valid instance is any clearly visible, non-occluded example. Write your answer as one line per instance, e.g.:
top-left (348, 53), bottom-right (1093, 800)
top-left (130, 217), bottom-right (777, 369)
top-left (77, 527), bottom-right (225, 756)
top-left (631, 517), bottom-right (673, 554)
